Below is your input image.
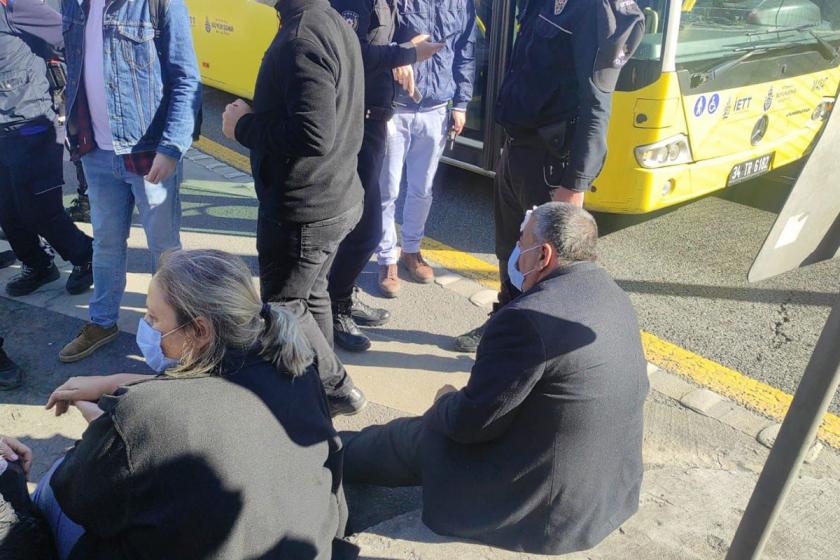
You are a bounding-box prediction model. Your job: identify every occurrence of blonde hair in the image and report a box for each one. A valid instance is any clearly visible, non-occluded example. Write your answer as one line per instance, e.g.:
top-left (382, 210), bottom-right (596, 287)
top-left (154, 249), bottom-right (313, 378)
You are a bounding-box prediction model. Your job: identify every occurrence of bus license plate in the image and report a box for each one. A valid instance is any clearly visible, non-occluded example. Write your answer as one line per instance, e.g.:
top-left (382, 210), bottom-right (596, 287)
top-left (727, 153), bottom-right (774, 186)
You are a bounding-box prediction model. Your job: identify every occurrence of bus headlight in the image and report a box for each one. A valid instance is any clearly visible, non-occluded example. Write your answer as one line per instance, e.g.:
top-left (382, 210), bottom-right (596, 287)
top-left (812, 100), bottom-right (835, 121)
top-left (635, 135), bottom-right (693, 169)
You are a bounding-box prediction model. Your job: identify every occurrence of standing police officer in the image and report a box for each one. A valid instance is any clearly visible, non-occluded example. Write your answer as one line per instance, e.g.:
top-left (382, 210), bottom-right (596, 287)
top-left (0, 0), bottom-right (93, 298)
top-left (327, 0), bottom-right (443, 352)
top-left (454, 0), bottom-right (645, 352)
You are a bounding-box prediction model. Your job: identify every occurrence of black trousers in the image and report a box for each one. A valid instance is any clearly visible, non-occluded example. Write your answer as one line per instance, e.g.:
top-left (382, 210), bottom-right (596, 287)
top-left (493, 137), bottom-right (557, 306)
top-left (328, 119), bottom-right (388, 306)
top-left (342, 416), bottom-right (424, 487)
top-left (0, 127), bottom-right (92, 270)
top-left (257, 202), bottom-right (363, 397)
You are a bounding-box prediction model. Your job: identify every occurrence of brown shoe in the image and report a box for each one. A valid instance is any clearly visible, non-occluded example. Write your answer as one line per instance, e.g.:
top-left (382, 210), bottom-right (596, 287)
top-left (399, 251), bottom-right (434, 284)
top-left (378, 264), bottom-right (401, 298)
top-left (59, 323), bottom-right (119, 363)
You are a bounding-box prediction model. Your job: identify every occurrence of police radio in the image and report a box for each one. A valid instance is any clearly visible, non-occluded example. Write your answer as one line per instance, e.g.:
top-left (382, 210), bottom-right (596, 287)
top-left (46, 58), bottom-right (66, 94)
top-left (46, 58), bottom-right (67, 123)
top-left (447, 127), bottom-right (457, 151)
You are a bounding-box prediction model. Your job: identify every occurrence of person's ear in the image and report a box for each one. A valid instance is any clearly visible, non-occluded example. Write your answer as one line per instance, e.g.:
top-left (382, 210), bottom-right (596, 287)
top-left (539, 242), bottom-right (554, 270)
top-left (190, 316), bottom-right (214, 350)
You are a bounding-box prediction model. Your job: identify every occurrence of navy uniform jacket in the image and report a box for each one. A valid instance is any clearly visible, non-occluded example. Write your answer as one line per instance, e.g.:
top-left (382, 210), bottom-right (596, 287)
top-left (496, 0), bottom-right (644, 191)
top-left (331, 0), bottom-right (417, 113)
top-left (0, 0), bottom-right (63, 128)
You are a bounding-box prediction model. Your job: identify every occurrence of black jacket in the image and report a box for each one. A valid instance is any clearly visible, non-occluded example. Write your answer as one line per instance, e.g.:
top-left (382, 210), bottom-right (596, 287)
top-left (421, 262), bottom-right (649, 554)
top-left (330, 0), bottom-right (416, 113)
top-left (496, 0), bottom-right (644, 191)
top-left (0, 0), bottom-right (62, 129)
top-left (235, 0), bottom-right (365, 224)
top-left (52, 349), bottom-right (353, 560)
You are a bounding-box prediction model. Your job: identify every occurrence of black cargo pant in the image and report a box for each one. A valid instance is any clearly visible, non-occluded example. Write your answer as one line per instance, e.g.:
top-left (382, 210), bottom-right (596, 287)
top-left (494, 136), bottom-right (560, 306)
top-left (0, 125), bottom-right (92, 271)
top-left (257, 202), bottom-right (363, 398)
top-left (328, 118), bottom-right (388, 306)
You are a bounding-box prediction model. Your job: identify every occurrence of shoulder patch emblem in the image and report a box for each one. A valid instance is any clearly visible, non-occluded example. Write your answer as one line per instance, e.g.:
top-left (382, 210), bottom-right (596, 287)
top-left (554, 0), bottom-right (568, 15)
top-left (341, 10), bottom-right (360, 31)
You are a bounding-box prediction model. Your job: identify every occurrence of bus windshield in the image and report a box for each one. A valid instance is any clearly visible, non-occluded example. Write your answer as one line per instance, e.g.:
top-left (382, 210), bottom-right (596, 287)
top-left (619, 0), bottom-right (840, 90)
top-left (675, 0), bottom-right (840, 71)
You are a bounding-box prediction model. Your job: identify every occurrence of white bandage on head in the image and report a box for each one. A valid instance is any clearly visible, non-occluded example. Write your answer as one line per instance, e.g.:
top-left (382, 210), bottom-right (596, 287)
top-left (520, 206), bottom-right (539, 233)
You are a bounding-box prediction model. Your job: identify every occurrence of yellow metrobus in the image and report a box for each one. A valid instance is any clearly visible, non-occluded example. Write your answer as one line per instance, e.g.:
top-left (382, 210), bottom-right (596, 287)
top-left (185, 0), bottom-right (840, 214)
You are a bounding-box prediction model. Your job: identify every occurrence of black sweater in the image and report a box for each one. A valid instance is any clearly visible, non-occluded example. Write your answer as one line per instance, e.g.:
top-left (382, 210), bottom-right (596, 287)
top-left (235, 0), bottom-right (364, 224)
top-left (52, 349), bottom-right (353, 560)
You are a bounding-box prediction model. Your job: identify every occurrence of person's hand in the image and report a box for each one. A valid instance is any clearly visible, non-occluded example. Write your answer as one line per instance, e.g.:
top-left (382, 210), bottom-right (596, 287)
top-left (145, 153), bottom-right (177, 184)
top-left (551, 186), bottom-right (585, 207)
top-left (74, 401), bottom-right (105, 424)
top-left (393, 65), bottom-right (416, 99)
top-left (222, 99), bottom-right (253, 140)
top-left (451, 110), bottom-right (467, 136)
top-left (434, 384), bottom-right (458, 403)
top-left (0, 436), bottom-right (33, 476)
top-left (46, 376), bottom-right (117, 417)
top-left (410, 34), bottom-right (445, 63)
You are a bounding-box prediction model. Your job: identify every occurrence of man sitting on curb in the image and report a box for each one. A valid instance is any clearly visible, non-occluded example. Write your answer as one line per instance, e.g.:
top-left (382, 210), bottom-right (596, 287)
top-left (342, 202), bottom-right (649, 555)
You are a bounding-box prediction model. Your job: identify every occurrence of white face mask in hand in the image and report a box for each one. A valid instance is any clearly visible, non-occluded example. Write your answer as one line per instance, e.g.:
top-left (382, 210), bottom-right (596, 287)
top-left (143, 179), bottom-right (168, 209)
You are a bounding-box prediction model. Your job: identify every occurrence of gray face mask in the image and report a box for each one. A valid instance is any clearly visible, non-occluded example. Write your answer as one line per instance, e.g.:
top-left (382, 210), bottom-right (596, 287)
top-left (507, 243), bottom-right (542, 292)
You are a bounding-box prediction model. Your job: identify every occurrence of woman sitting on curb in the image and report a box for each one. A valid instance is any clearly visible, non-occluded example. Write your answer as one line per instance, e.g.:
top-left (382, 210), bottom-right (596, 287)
top-left (2, 249), bottom-right (356, 560)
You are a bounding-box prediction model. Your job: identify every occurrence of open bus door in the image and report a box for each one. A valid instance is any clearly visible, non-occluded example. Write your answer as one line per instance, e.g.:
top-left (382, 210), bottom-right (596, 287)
top-left (441, 0), bottom-right (515, 177)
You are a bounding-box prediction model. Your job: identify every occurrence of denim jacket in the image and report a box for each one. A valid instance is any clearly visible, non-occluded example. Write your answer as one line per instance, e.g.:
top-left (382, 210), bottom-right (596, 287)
top-left (394, 0), bottom-right (475, 111)
top-left (61, 0), bottom-right (201, 160)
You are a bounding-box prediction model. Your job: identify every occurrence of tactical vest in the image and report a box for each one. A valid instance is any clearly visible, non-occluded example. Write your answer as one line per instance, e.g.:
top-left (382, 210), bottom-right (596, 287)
top-left (0, 1), bottom-right (56, 128)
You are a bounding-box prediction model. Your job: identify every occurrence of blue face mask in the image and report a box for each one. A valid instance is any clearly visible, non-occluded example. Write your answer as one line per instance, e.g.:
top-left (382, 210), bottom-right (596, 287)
top-left (136, 318), bottom-right (184, 372)
top-left (507, 243), bottom-right (542, 292)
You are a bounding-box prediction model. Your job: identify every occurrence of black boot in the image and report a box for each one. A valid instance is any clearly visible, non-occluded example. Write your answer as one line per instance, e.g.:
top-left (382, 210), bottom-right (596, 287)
top-left (0, 251), bottom-right (15, 270)
top-left (5, 263), bottom-right (60, 297)
top-left (333, 302), bottom-right (371, 353)
top-left (454, 321), bottom-right (486, 353)
top-left (328, 387), bottom-right (367, 417)
top-left (349, 287), bottom-right (390, 327)
top-left (66, 261), bottom-right (93, 295)
top-left (0, 338), bottom-right (22, 391)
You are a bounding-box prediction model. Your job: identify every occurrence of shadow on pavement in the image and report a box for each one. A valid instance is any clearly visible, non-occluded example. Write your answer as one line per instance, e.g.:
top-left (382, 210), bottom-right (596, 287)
top-left (0, 298), bottom-right (149, 407)
top-left (616, 279), bottom-right (837, 307)
top-left (367, 327), bottom-right (467, 354)
top-left (339, 347), bottom-right (475, 375)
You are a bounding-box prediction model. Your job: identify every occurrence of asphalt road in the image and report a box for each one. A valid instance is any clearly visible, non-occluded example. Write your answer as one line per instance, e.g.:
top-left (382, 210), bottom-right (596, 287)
top-left (201, 87), bottom-right (840, 414)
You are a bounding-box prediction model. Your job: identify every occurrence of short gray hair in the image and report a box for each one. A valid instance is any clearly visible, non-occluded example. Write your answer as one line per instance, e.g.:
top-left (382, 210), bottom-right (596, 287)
top-left (531, 202), bottom-right (598, 264)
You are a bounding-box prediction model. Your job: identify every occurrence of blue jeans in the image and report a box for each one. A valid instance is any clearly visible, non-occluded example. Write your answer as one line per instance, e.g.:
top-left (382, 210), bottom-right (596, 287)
top-left (377, 106), bottom-right (449, 265)
top-left (32, 458), bottom-right (85, 560)
top-left (82, 148), bottom-right (182, 327)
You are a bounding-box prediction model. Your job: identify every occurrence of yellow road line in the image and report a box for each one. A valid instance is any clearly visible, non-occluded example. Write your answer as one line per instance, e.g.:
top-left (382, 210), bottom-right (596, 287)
top-left (643, 333), bottom-right (840, 449)
top-left (194, 137), bottom-right (840, 449)
top-left (420, 236), bottom-right (501, 289)
top-left (193, 137), bottom-right (252, 174)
